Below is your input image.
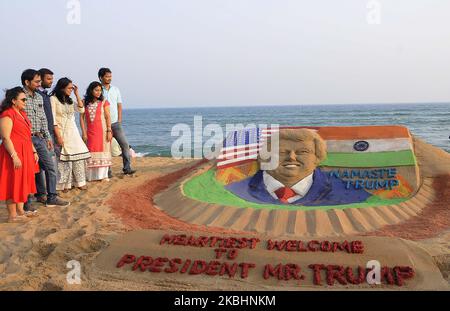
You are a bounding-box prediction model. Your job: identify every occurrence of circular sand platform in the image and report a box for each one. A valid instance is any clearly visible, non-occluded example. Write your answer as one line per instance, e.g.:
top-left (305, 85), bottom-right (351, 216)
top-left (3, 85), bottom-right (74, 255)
top-left (154, 165), bottom-right (435, 237)
top-left (154, 137), bottom-right (450, 237)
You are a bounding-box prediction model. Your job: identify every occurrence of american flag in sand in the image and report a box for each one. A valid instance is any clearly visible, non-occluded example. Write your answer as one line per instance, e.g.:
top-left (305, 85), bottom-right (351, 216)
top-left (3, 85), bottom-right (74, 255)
top-left (216, 126), bottom-right (321, 169)
top-left (216, 126), bottom-right (300, 168)
top-left (216, 128), bottom-right (271, 169)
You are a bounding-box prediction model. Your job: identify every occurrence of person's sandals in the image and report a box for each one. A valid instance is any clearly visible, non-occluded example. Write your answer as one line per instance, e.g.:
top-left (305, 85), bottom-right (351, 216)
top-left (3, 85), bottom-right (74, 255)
top-left (24, 210), bottom-right (39, 218)
top-left (8, 215), bottom-right (31, 223)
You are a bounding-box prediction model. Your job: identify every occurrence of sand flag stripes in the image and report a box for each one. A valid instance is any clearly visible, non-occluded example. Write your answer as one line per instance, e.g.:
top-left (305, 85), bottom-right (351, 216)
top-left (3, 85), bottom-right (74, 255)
top-left (217, 128), bottom-right (265, 169)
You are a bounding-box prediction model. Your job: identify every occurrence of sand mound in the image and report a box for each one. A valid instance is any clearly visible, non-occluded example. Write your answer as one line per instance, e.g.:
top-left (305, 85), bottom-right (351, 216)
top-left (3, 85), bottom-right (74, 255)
top-left (413, 137), bottom-right (450, 178)
top-left (362, 137), bottom-right (450, 240)
top-left (93, 230), bottom-right (448, 290)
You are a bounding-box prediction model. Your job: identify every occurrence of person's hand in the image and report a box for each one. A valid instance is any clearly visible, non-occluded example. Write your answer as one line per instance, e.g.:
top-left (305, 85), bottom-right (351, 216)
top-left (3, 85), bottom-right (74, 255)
top-left (47, 139), bottom-right (54, 151)
top-left (12, 155), bottom-right (22, 169)
top-left (73, 84), bottom-right (79, 97)
top-left (82, 133), bottom-right (88, 143)
top-left (107, 131), bottom-right (113, 142)
top-left (34, 152), bottom-right (39, 163)
top-left (56, 136), bottom-right (64, 147)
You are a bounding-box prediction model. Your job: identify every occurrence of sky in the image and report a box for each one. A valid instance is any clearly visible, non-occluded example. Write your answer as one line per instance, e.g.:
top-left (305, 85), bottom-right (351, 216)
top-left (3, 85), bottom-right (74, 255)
top-left (0, 0), bottom-right (449, 108)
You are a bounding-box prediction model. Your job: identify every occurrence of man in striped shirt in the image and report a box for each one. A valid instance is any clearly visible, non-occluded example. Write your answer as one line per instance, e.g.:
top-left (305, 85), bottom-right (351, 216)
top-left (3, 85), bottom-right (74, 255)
top-left (22, 69), bottom-right (70, 210)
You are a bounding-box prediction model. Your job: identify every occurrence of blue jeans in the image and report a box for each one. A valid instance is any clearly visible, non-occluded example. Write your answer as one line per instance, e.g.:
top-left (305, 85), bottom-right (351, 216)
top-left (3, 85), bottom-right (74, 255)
top-left (111, 122), bottom-right (132, 172)
top-left (32, 136), bottom-right (57, 202)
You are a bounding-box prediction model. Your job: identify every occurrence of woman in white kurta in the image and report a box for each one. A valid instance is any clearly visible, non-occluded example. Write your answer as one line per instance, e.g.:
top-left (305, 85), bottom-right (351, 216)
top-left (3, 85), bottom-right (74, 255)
top-left (50, 78), bottom-right (91, 191)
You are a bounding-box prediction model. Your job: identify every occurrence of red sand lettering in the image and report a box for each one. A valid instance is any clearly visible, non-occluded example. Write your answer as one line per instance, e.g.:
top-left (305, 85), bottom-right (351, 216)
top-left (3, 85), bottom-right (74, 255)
top-left (116, 254), bottom-right (255, 279)
top-left (307, 264), bottom-right (414, 286)
top-left (263, 264), bottom-right (304, 281)
top-left (160, 234), bottom-right (260, 249)
top-left (267, 240), bottom-right (364, 254)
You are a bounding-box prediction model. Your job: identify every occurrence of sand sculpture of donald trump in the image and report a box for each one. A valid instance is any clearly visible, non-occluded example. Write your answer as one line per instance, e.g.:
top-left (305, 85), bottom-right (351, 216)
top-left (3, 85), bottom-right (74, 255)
top-left (225, 128), bottom-right (371, 206)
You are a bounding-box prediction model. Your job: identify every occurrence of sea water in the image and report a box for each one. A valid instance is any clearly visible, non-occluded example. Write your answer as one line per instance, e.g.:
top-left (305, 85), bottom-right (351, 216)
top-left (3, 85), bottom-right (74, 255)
top-left (120, 103), bottom-right (449, 157)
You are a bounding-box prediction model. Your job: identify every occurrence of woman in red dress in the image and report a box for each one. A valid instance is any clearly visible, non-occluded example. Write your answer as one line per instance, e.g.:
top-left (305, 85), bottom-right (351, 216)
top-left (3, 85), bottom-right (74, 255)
top-left (0, 87), bottom-right (40, 223)
top-left (80, 82), bottom-right (113, 181)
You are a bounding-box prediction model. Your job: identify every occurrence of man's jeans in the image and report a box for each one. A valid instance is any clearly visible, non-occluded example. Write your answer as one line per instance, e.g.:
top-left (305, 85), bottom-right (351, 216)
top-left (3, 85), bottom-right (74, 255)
top-left (111, 122), bottom-right (132, 172)
top-left (32, 136), bottom-right (57, 202)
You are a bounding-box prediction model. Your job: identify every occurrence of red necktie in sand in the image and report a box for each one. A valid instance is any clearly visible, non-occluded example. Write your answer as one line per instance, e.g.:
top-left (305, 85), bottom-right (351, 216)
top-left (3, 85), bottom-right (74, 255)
top-left (274, 187), bottom-right (297, 203)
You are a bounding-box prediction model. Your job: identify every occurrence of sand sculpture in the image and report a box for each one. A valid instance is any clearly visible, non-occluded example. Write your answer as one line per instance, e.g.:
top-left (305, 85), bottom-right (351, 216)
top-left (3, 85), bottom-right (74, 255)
top-left (154, 125), bottom-right (429, 236)
top-left (94, 125), bottom-right (449, 290)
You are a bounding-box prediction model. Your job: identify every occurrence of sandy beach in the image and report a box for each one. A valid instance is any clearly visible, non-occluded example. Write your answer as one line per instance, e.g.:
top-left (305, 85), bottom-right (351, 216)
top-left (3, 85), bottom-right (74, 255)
top-left (0, 156), bottom-right (194, 290)
top-left (0, 138), bottom-right (449, 291)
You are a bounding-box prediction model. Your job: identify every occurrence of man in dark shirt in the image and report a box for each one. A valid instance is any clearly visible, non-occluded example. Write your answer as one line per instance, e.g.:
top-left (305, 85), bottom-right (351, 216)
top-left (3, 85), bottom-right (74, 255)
top-left (33, 68), bottom-right (57, 205)
top-left (37, 68), bottom-right (55, 139)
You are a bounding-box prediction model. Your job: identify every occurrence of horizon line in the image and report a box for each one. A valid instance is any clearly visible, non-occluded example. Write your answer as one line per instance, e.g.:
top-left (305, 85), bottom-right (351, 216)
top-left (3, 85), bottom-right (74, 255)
top-left (123, 101), bottom-right (450, 110)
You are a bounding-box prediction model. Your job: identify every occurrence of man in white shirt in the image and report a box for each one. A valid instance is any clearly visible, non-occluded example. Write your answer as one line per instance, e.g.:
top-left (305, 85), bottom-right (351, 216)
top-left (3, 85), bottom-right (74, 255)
top-left (99, 68), bottom-right (136, 176)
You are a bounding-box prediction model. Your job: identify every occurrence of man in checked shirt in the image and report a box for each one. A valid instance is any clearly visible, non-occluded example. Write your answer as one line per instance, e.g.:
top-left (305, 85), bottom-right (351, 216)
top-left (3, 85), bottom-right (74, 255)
top-left (21, 69), bottom-right (70, 210)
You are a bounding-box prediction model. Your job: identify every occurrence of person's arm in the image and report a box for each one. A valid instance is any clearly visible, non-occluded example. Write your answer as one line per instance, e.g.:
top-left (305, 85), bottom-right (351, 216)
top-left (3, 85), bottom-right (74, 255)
top-left (39, 97), bottom-right (52, 150)
top-left (73, 85), bottom-right (85, 113)
top-left (117, 88), bottom-right (123, 123)
top-left (0, 116), bottom-right (22, 168)
top-left (51, 97), bottom-right (64, 147)
top-left (79, 104), bottom-right (87, 143)
top-left (104, 105), bottom-right (113, 142)
top-left (117, 103), bottom-right (122, 123)
top-left (31, 144), bottom-right (38, 163)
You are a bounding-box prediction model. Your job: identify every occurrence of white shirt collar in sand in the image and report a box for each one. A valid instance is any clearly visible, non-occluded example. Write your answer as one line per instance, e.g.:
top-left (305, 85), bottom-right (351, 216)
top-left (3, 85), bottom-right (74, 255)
top-left (262, 171), bottom-right (314, 203)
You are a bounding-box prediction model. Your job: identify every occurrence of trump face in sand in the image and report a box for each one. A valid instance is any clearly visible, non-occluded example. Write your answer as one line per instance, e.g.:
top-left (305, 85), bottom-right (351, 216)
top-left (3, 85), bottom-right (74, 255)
top-left (225, 129), bottom-right (371, 206)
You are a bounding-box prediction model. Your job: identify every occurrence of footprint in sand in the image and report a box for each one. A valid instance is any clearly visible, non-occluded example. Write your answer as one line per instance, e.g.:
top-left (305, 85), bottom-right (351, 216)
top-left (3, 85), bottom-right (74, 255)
top-left (71, 196), bottom-right (83, 203)
top-left (41, 281), bottom-right (64, 291)
top-left (4, 261), bottom-right (20, 274)
top-left (0, 244), bottom-right (12, 264)
top-left (78, 236), bottom-right (109, 253)
top-left (96, 192), bottom-right (109, 199)
top-left (36, 242), bottom-right (57, 259)
top-left (35, 228), bottom-right (58, 239)
top-left (88, 199), bottom-right (102, 205)
top-left (42, 228), bottom-right (85, 246)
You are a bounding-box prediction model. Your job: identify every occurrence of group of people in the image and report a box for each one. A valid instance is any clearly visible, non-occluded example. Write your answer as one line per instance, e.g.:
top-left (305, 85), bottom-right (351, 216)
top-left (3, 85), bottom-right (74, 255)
top-left (0, 68), bottom-right (136, 223)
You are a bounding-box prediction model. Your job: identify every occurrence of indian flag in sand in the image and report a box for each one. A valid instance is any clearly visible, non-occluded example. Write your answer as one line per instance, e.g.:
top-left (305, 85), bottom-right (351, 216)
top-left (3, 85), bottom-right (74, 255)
top-left (317, 126), bottom-right (416, 167)
top-left (217, 126), bottom-right (416, 169)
